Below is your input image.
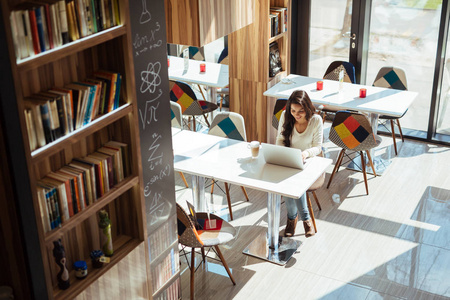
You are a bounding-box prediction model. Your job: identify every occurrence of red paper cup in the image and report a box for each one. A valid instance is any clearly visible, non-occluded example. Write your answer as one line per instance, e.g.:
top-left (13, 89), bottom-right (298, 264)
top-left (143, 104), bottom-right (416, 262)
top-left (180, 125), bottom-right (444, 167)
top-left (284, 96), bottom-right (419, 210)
top-left (316, 81), bottom-right (323, 90)
top-left (167, 58), bottom-right (170, 67)
top-left (200, 63), bottom-right (206, 72)
top-left (359, 88), bottom-right (367, 98)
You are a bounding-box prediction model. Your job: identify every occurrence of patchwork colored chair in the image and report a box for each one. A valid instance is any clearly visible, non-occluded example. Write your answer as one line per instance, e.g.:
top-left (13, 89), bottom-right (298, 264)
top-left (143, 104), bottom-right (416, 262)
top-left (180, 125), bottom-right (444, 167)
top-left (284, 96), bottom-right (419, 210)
top-left (321, 61), bottom-right (357, 122)
top-left (170, 101), bottom-right (189, 188)
top-left (306, 151), bottom-right (325, 233)
top-left (372, 66), bottom-right (408, 155)
top-left (169, 81), bottom-right (218, 131)
top-left (179, 45), bottom-right (205, 61)
top-left (177, 203), bottom-right (236, 299)
top-left (208, 112), bottom-right (249, 220)
top-left (327, 111), bottom-right (378, 195)
top-left (272, 98), bottom-right (288, 129)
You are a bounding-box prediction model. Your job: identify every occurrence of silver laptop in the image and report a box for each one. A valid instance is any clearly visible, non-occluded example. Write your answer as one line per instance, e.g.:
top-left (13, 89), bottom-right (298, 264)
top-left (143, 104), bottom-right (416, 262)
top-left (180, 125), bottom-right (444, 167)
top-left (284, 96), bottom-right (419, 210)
top-left (261, 143), bottom-right (306, 170)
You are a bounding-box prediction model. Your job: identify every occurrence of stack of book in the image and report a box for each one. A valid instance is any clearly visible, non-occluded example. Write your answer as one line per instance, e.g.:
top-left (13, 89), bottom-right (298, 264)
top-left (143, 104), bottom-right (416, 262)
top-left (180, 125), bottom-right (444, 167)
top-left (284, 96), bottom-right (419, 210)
top-left (10, 0), bottom-right (121, 60)
top-left (37, 140), bottom-right (130, 233)
top-left (24, 70), bottom-right (122, 151)
top-left (270, 7), bottom-right (288, 37)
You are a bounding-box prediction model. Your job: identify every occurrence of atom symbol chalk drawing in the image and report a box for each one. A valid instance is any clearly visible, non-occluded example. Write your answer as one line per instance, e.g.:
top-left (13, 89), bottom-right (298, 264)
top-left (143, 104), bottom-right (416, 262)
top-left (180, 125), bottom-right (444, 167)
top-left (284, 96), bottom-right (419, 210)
top-left (140, 62), bottom-right (161, 94)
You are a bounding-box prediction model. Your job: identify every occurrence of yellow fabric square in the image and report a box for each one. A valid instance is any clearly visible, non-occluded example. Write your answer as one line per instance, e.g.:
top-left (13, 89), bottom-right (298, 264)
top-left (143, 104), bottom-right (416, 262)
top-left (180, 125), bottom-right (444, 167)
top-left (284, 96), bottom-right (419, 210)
top-left (342, 134), bottom-right (360, 149)
top-left (275, 110), bottom-right (283, 120)
top-left (178, 94), bottom-right (194, 111)
top-left (334, 123), bottom-right (351, 139)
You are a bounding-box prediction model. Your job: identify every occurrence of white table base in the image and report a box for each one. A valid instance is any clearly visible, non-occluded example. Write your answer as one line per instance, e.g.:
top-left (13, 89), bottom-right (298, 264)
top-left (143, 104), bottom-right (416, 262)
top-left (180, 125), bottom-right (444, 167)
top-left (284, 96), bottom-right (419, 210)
top-left (242, 193), bottom-right (302, 265)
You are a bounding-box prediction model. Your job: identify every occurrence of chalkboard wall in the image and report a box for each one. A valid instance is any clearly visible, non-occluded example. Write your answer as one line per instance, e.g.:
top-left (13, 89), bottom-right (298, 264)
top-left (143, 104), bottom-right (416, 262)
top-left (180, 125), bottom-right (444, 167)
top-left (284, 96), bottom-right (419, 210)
top-left (128, 0), bottom-right (175, 232)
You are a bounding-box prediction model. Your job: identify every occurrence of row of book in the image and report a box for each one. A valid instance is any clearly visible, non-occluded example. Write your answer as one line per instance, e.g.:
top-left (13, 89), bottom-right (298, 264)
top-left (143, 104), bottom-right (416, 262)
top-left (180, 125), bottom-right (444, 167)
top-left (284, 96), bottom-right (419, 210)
top-left (269, 7), bottom-right (288, 38)
top-left (24, 70), bottom-right (122, 151)
top-left (148, 215), bottom-right (177, 263)
top-left (10, 0), bottom-right (121, 60)
top-left (37, 140), bottom-right (130, 233)
top-left (154, 277), bottom-right (180, 300)
top-left (151, 248), bottom-right (179, 293)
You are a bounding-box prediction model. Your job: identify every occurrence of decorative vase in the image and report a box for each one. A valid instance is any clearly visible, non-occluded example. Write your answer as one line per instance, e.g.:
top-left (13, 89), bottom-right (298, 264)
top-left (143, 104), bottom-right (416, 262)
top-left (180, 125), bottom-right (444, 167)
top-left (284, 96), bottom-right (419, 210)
top-left (98, 210), bottom-right (113, 256)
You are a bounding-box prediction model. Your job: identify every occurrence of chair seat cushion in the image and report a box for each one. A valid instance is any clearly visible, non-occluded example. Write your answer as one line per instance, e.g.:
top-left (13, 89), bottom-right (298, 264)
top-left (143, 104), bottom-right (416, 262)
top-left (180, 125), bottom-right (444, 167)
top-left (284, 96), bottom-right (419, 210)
top-left (196, 213), bottom-right (236, 246)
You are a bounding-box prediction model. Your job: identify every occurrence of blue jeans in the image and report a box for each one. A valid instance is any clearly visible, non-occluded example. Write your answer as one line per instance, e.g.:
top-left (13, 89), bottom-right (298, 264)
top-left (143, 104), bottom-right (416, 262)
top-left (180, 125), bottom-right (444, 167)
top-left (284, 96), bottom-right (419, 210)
top-left (285, 193), bottom-right (310, 221)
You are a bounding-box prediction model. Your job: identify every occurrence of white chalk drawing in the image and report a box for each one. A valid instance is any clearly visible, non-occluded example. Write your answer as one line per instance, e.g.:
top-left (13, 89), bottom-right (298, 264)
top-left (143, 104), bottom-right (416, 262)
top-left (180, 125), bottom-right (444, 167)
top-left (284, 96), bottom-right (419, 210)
top-left (140, 61), bottom-right (161, 94)
top-left (147, 133), bottom-right (163, 170)
top-left (138, 89), bottom-right (162, 130)
top-left (140, 0), bottom-right (151, 24)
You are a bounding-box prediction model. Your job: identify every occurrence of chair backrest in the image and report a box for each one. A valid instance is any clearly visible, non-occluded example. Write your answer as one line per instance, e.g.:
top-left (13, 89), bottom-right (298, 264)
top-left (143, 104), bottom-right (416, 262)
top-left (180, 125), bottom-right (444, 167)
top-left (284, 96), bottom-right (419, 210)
top-left (176, 203), bottom-right (204, 248)
top-left (179, 46), bottom-right (205, 61)
top-left (272, 98), bottom-right (288, 129)
top-left (323, 61), bottom-right (356, 84)
top-left (169, 81), bottom-right (218, 116)
top-left (372, 66), bottom-right (407, 90)
top-left (218, 47), bottom-right (228, 65)
top-left (170, 101), bottom-right (183, 128)
top-left (208, 112), bottom-right (247, 142)
top-left (329, 111), bottom-right (377, 151)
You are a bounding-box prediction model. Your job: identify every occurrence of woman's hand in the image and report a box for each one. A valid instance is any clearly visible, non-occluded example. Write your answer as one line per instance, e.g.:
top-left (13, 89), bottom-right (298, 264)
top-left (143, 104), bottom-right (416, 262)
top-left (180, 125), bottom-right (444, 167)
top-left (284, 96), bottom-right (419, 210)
top-left (302, 151), bottom-right (308, 161)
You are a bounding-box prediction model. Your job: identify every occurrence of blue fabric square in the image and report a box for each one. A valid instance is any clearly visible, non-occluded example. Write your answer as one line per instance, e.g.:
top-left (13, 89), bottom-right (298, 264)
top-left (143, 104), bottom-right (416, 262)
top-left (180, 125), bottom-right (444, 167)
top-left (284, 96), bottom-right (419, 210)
top-left (352, 126), bottom-right (369, 143)
top-left (218, 118), bottom-right (244, 141)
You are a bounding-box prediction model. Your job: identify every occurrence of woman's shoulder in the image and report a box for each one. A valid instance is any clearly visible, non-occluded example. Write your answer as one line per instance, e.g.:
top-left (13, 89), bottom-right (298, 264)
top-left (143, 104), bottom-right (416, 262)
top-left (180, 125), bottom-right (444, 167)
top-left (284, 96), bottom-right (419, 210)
top-left (310, 114), bottom-right (323, 125)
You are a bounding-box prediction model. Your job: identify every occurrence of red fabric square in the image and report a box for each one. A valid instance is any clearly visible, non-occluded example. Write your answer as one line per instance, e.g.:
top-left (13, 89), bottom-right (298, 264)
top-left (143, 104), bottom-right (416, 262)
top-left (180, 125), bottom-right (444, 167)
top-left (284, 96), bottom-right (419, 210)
top-left (343, 116), bottom-right (360, 133)
top-left (172, 84), bottom-right (184, 99)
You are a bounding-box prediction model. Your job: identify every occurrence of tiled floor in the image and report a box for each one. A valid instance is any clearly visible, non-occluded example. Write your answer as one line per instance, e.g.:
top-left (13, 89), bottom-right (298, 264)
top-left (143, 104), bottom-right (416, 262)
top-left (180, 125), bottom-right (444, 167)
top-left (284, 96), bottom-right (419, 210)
top-left (174, 125), bottom-right (450, 300)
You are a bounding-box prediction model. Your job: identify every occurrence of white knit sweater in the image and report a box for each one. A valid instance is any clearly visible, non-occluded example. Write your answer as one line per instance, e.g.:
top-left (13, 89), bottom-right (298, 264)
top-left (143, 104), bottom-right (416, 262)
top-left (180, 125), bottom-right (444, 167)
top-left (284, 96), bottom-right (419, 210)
top-left (275, 111), bottom-right (323, 158)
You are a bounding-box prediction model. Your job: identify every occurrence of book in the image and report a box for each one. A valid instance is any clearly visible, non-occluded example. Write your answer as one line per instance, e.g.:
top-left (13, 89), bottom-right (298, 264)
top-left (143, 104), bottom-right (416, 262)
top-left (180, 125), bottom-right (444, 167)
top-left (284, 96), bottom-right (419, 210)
top-left (46, 171), bottom-right (75, 217)
top-left (89, 151), bottom-right (113, 190)
top-left (66, 0), bottom-right (80, 41)
top-left (105, 140), bottom-right (129, 177)
top-left (74, 81), bottom-right (98, 123)
top-left (58, 0), bottom-right (70, 44)
top-left (65, 83), bottom-right (89, 129)
top-left (39, 177), bottom-right (70, 222)
top-left (81, 155), bottom-right (104, 197)
top-left (59, 166), bottom-right (87, 211)
top-left (55, 169), bottom-right (81, 213)
top-left (71, 158), bottom-right (98, 203)
top-left (43, 4), bottom-right (54, 50)
top-left (48, 88), bottom-right (74, 133)
top-left (24, 97), bottom-right (53, 143)
top-left (49, 4), bottom-right (61, 48)
top-left (22, 10), bottom-right (34, 57)
top-left (85, 78), bottom-right (106, 118)
top-left (69, 161), bottom-right (96, 205)
top-left (23, 100), bottom-right (46, 148)
top-left (24, 109), bottom-right (37, 151)
top-left (9, 11), bottom-right (20, 59)
top-left (39, 91), bottom-right (67, 136)
top-left (97, 146), bottom-right (122, 184)
top-left (35, 6), bottom-right (50, 52)
top-left (32, 93), bottom-right (62, 140)
top-left (28, 9), bottom-right (41, 54)
top-left (94, 70), bottom-right (117, 113)
top-left (37, 186), bottom-right (51, 233)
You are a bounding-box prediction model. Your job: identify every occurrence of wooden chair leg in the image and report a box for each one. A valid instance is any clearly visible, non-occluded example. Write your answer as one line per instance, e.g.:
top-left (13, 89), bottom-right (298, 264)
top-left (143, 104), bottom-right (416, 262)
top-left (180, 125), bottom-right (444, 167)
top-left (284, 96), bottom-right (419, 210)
top-left (179, 172), bottom-right (189, 188)
top-left (219, 95), bottom-right (223, 111)
top-left (396, 119), bottom-right (404, 142)
top-left (202, 113), bottom-right (211, 127)
top-left (201, 247), bottom-right (206, 263)
top-left (327, 149), bottom-right (345, 189)
top-left (193, 117), bottom-right (197, 132)
top-left (360, 151), bottom-right (369, 195)
top-left (365, 150), bottom-right (377, 177)
top-left (214, 246), bottom-right (236, 285)
top-left (191, 247), bottom-right (196, 300)
top-left (240, 186), bottom-right (249, 201)
top-left (390, 120), bottom-right (398, 155)
top-left (210, 180), bottom-right (215, 194)
top-left (224, 183), bottom-right (233, 220)
top-left (306, 193), bottom-right (317, 233)
top-left (312, 191), bottom-right (321, 210)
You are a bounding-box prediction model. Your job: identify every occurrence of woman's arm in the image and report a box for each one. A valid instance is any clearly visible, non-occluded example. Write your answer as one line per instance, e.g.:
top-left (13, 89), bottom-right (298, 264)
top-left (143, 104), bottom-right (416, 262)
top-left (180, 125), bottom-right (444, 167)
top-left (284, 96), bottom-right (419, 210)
top-left (303, 115), bottom-right (323, 158)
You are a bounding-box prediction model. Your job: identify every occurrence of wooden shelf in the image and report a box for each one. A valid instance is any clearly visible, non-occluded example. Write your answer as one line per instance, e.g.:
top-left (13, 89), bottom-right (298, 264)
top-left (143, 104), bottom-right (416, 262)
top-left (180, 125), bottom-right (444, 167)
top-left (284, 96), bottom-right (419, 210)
top-left (44, 175), bottom-right (139, 243)
top-left (17, 25), bottom-right (126, 72)
top-left (269, 31), bottom-right (287, 44)
top-left (31, 103), bottom-right (132, 163)
top-left (268, 70), bottom-right (288, 85)
top-left (150, 240), bottom-right (178, 265)
top-left (152, 270), bottom-right (181, 298)
top-left (53, 236), bottom-right (141, 300)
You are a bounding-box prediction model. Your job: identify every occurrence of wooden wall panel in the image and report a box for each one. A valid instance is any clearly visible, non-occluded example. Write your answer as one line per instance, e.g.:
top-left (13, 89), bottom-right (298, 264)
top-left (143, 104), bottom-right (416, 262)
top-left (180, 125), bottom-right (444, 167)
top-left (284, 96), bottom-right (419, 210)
top-left (74, 241), bottom-right (148, 300)
top-left (166, 0), bottom-right (254, 47)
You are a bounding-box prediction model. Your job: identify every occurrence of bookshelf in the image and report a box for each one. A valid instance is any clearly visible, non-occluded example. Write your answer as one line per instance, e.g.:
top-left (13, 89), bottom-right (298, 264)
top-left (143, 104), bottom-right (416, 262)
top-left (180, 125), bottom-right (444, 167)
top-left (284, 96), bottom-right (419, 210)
top-left (229, 0), bottom-right (291, 143)
top-left (0, 0), bottom-right (181, 298)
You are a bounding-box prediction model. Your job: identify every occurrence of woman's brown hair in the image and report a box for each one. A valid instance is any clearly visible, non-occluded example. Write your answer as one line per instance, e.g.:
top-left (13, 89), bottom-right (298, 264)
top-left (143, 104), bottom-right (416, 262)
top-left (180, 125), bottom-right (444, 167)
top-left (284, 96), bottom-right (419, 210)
top-left (281, 90), bottom-right (316, 147)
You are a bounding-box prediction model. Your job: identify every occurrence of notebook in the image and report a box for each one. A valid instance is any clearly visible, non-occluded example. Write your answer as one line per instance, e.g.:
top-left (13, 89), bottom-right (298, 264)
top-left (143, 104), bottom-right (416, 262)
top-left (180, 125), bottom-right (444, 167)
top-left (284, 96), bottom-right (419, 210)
top-left (261, 143), bottom-right (306, 170)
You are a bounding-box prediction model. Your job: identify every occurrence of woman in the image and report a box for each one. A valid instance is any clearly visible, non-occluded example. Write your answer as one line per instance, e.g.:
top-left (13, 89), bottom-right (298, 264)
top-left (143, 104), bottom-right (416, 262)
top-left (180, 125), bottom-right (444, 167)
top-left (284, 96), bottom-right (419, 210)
top-left (276, 90), bottom-right (323, 237)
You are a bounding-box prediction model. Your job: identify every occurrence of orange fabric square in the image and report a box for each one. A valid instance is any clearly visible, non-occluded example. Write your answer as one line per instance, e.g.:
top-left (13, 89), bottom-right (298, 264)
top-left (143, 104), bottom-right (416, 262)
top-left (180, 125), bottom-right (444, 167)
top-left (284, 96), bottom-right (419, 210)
top-left (343, 116), bottom-right (360, 133)
top-left (342, 134), bottom-right (360, 149)
top-left (334, 123), bottom-right (351, 139)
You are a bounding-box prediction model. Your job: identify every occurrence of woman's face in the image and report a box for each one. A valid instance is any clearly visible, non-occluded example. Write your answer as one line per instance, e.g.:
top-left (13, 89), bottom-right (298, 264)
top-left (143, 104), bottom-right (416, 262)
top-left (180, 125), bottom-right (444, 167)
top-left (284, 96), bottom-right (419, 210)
top-left (290, 103), bottom-right (306, 123)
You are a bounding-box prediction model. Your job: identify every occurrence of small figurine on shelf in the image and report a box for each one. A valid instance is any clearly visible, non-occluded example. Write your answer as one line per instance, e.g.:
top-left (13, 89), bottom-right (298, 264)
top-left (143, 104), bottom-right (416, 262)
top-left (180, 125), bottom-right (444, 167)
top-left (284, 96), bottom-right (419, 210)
top-left (90, 250), bottom-right (105, 268)
top-left (52, 239), bottom-right (70, 290)
top-left (98, 210), bottom-right (113, 257)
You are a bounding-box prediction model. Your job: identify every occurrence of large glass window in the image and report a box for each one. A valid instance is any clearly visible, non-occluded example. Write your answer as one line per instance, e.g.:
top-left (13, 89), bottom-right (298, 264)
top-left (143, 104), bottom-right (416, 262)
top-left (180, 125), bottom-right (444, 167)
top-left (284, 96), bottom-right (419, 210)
top-left (367, 0), bottom-right (442, 133)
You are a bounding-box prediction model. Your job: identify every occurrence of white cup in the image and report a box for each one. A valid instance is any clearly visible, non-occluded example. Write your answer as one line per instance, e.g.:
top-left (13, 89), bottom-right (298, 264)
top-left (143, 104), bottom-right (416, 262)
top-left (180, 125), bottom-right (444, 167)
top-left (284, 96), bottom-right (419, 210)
top-left (247, 141), bottom-right (261, 158)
